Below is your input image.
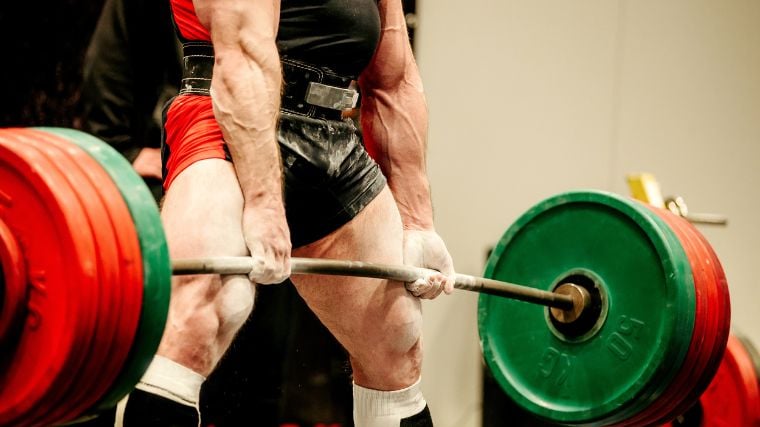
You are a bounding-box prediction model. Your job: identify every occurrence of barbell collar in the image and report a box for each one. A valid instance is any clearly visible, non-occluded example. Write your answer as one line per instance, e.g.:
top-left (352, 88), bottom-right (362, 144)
top-left (171, 257), bottom-right (576, 311)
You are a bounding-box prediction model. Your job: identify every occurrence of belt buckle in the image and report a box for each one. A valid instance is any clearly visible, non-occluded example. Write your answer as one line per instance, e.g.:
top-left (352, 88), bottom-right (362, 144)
top-left (305, 82), bottom-right (359, 111)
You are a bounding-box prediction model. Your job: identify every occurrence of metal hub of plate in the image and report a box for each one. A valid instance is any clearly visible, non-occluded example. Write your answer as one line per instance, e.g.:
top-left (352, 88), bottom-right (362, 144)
top-left (547, 271), bottom-right (607, 343)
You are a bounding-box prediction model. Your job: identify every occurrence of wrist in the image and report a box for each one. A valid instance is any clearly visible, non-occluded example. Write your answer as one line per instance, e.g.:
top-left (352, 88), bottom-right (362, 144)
top-left (243, 198), bottom-right (286, 219)
top-left (389, 183), bottom-right (435, 231)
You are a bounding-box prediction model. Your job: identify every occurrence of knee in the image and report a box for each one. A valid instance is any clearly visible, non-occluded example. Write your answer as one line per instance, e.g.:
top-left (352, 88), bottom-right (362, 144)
top-left (385, 315), bottom-right (424, 364)
top-left (216, 276), bottom-right (256, 337)
top-left (353, 302), bottom-right (424, 389)
top-left (169, 275), bottom-right (255, 342)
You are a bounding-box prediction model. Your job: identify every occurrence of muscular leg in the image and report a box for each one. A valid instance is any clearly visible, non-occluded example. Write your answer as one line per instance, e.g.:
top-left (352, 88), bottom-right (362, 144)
top-left (158, 158), bottom-right (254, 374)
top-left (118, 159), bottom-right (255, 426)
top-left (292, 188), bottom-right (431, 426)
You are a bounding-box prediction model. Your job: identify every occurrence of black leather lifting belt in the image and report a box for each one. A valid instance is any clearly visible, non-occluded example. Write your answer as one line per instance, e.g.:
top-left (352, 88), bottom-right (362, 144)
top-left (180, 42), bottom-right (359, 121)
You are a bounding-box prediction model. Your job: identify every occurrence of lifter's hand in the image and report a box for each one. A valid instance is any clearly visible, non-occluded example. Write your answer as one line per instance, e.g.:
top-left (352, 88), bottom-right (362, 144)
top-left (403, 229), bottom-right (456, 299)
top-left (242, 208), bottom-right (291, 285)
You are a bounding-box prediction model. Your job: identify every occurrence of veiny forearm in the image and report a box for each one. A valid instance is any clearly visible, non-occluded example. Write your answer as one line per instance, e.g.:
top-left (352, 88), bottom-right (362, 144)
top-left (211, 39), bottom-right (284, 217)
top-left (194, 0), bottom-right (284, 218)
top-left (361, 77), bottom-right (434, 230)
top-left (359, 0), bottom-right (435, 230)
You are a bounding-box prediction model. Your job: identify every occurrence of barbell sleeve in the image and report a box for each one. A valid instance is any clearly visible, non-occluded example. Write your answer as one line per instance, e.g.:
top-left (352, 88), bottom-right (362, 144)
top-left (171, 257), bottom-right (576, 310)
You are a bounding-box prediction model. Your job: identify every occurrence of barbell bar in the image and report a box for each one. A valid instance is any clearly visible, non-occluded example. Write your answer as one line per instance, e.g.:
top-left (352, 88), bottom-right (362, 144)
top-left (665, 196), bottom-right (728, 226)
top-left (171, 257), bottom-right (578, 311)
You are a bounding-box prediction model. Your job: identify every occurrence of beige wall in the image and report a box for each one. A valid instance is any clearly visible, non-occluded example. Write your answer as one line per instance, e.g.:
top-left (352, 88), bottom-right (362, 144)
top-left (414, 1), bottom-right (760, 425)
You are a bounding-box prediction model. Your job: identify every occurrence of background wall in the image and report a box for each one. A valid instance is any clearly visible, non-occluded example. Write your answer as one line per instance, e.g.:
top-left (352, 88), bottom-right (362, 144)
top-left (414, 0), bottom-right (760, 425)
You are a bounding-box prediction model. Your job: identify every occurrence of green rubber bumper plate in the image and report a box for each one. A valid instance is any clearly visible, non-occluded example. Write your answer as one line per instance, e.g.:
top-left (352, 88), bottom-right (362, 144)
top-left (478, 190), bottom-right (695, 425)
top-left (38, 128), bottom-right (171, 411)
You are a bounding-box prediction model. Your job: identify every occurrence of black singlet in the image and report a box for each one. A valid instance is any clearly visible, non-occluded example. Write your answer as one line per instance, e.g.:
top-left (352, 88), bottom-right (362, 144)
top-left (171, 0), bottom-right (381, 78)
top-left (278, 0), bottom-right (381, 77)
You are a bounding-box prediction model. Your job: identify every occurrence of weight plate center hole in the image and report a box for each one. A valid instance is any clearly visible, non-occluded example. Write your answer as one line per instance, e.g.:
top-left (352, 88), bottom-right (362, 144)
top-left (546, 272), bottom-right (608, 343)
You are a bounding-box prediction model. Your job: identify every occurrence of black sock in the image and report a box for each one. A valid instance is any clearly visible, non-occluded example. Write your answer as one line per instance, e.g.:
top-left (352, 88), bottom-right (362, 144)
top-left (123, 388), bottom-right (199, 427)
top-left (400, 404), bottom-right (433, 427)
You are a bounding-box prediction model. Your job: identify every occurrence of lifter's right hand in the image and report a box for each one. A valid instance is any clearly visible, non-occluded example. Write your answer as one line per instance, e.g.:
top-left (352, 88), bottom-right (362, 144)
top-left (242, 207), bottom-right (291, 284)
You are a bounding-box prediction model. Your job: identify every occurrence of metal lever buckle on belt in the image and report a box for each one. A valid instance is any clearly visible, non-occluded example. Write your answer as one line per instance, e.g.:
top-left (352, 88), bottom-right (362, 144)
top-left (304, 82), bottom-right (359, 110)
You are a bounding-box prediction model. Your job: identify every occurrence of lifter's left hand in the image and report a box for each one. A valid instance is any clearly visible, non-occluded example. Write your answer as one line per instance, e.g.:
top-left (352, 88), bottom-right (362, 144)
top-left (403, 229), bottom-right (456, 299)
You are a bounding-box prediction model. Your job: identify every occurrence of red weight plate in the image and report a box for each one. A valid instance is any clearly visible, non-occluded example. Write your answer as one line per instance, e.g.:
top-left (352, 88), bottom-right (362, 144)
top-left (29, 129), bottom-right (143, 424)
top-left (700, 334), bottom-right (760, 427)
top-left (0, 216), bottom-right (26, 345)
top-left (0, 132), bottom-right (98, 426)
top-left (648, 209), bottom-right (727, 426)
top-left (645, 211), bottom-right (730, 426)
top-left (663, 219), bottom-right (731, 423)
top-left (694, 226), bottom-right (732, 380)
top-left (617, 206), bottom-right (712, 426)
top-left (0, 132), bottom-right (101, 427)
top-left (737, 334), bottom-right (760, 389)
top-left (19, 129), bottom-right (143, 425)
top-left (4, 131), bottom-right (109, 427)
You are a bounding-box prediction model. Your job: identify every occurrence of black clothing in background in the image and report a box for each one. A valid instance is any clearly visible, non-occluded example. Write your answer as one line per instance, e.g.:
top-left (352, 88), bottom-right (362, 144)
top-left (0, 0), bottom-right (102, 127)
top-left (81, 0), bottom-right (181, 167)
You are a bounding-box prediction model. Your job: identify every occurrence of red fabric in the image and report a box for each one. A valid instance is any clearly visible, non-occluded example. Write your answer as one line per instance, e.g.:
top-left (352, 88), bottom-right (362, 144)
top-left (163, 95), bottom-right (225, 189)
top-left (170, 0), bottom-right (210, 41)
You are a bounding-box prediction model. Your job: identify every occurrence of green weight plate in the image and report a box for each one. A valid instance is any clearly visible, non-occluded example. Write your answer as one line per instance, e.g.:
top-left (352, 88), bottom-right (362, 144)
top-left (478, 190), bottom-right (695, 425)
top-left (38, 128), bottom-right (171, 410)
top-left (621, 205), bottom-right (716, 426)
top-left (598, 203), bottom-right (702, 425)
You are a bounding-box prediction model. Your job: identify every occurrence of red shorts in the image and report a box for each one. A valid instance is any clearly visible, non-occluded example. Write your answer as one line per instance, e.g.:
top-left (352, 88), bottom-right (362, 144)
top-left (162, 95), bottom-right (226, 190)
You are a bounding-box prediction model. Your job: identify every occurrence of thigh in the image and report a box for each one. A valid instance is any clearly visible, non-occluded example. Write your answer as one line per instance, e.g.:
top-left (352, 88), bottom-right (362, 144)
top-left (158, 158), bottom-right (254, 374)
top-left (161, 158), bottom-right (247, 260)
top-left (291, 187), bottom-right (423, 389)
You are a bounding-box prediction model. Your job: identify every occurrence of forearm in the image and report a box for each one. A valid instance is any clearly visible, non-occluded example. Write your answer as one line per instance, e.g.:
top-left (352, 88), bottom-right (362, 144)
top-left (361, 74), bottom-right (434, 230)
top-left (211, 44), bottom-right (284, 216)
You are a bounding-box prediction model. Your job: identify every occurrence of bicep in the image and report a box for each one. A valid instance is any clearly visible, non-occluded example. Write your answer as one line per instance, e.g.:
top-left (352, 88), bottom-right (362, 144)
top-left (360, 0), bottom-right (417, 90)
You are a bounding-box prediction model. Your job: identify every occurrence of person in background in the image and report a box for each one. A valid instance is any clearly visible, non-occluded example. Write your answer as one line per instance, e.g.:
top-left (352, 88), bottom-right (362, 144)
top-left (80, 0), bottom-right (181, 201)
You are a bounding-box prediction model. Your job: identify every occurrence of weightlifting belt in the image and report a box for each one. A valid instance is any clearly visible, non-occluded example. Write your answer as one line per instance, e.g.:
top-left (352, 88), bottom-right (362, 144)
top-left (180, 42), bottom-right (359, 121)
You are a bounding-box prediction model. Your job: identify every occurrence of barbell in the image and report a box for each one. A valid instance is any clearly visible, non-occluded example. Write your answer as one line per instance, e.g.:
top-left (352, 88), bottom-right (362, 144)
top-left (0, 127), bottom-right (731, 426)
